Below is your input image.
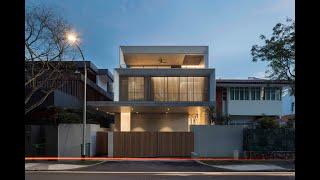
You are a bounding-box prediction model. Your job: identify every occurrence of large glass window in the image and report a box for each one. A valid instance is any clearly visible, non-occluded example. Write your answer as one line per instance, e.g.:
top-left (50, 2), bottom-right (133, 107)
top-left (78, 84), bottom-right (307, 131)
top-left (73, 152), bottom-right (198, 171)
top-left (179, 77), bottom-right (188, 101)
top-left (128, 77), bottom-right (144, 100)
top-left (188, 77), bottom-right (194, 101)
top-left (152, 77), bottom-right (166, 101)
top-left (167, 77), bottom-right (179, 101)
top-left (194, 77), bottom-right (206, 101)
top-left (152, 76), bottom-right (208, 102)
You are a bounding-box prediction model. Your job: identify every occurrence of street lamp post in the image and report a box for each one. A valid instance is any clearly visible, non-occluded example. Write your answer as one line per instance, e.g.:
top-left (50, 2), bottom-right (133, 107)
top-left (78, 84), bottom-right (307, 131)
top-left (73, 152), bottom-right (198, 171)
top-left (66, 32), bottom-right (87, 158)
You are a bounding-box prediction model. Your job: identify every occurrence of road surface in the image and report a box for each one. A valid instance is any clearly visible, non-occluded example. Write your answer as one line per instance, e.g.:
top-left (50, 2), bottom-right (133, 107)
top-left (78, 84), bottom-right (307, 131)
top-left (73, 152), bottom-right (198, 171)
top-left (25, 171), bottom-right (295, 180)
top-left (25, 161), bottom-right (294, 180)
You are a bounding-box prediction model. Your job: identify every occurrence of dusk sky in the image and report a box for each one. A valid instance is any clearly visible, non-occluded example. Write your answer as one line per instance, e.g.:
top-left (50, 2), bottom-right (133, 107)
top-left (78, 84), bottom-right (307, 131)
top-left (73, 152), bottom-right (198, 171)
top-left (27, 0), bottom-right (294, 79)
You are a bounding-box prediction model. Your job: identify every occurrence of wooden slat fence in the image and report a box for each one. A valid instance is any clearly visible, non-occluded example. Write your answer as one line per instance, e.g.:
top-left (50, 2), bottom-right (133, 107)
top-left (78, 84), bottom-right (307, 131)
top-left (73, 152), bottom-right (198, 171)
top-left (113, 132), bottom-right (194, 157)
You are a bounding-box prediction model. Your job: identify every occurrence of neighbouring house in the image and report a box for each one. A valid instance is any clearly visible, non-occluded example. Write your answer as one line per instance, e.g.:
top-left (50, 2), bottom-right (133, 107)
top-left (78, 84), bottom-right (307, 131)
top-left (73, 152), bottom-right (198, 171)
top-left (215, 77), bottom-right (290, 126)
top-left (25, 61), bottom-right (114, 157)
top-left (26, 61), bottom-right (114, 110)
top-left (88, 46), bottom-right (215, 132)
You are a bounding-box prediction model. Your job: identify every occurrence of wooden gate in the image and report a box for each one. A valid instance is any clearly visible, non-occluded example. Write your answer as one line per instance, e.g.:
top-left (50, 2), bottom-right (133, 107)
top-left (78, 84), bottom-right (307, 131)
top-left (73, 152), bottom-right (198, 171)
top-left (96, 131), bottom-right (108, 156)
top-left (113, 132), bottom-right (194, 157)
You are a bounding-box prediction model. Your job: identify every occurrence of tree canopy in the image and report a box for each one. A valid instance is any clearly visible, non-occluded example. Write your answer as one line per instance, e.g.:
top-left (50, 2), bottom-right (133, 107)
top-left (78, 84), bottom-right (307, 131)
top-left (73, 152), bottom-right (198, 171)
top-left (25, 4), bottom-right (78, 114)
top-left (251, 18), bottom-right (295, 95)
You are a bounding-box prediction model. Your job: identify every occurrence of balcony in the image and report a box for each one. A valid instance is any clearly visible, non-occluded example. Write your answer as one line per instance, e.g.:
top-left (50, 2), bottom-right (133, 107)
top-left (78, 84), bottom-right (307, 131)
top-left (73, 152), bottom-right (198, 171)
top-left (227, 100), bottom-right (282, 116)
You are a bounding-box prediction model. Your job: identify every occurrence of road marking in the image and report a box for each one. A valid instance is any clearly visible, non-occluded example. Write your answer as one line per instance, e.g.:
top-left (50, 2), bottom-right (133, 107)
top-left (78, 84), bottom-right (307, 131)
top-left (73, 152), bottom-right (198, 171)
top-left (25, 171), bottom-right (295, 176)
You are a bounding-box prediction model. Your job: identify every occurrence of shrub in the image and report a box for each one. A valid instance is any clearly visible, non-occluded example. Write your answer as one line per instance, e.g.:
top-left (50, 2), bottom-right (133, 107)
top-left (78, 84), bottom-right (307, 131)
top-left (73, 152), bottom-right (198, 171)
top-left (256, 116), bottom-right (279, 129)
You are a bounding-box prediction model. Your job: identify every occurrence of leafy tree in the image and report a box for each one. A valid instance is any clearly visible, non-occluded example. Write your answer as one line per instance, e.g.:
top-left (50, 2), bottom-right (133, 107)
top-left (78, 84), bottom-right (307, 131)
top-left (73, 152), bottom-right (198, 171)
top-left (25, 4), bottom-right (78, 114)
top-left (251, 18), bottom-right (295, 95)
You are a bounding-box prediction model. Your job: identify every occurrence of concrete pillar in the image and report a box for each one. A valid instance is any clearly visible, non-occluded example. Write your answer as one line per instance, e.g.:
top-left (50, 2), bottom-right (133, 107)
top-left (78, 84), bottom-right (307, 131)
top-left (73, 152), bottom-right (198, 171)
top-left (120, 112), bottom-right (131, 131)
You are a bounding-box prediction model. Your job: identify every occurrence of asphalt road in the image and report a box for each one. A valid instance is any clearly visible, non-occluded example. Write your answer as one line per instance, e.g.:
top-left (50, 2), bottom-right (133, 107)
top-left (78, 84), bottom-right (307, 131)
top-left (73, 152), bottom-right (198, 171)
top-left (74, 160), bottom-right (225, 172)
top-left (25, 171), bottom-right (295, 180)
top-left (25, 161), bottom-right (294, 180)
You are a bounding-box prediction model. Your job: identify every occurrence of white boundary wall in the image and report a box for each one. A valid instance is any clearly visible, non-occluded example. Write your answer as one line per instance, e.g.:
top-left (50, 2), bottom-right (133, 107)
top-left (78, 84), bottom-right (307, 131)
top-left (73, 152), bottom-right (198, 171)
top-left (58, 124), bottom-right (107, 157)
top-left (191, 125), bottom-right (244, 157)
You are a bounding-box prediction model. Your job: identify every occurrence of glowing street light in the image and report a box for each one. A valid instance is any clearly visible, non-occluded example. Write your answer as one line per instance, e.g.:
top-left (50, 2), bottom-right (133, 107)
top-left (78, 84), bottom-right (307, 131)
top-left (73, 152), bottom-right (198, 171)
top-left (66, 31), bottom-right (87, 158)
top-left (66, 32), bottom-right (78, 44)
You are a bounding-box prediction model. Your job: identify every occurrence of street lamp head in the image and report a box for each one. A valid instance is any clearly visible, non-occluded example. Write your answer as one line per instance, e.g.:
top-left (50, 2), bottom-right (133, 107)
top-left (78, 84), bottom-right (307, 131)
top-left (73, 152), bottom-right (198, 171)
top-left (66, 31), bottom-right (79, 45)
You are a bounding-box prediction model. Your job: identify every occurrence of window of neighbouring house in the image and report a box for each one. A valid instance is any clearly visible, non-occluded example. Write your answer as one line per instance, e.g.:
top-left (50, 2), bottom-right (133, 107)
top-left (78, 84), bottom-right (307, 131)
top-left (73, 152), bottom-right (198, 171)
top-left (263, 87), bottom-right (281, 101)
top-left (230, 88), bottom-right (235, 100)
top-left (251, 87), bottom-right (261, 100)
top-left (230, 87), bottom-right (249, 100)
top-left (234, 88), bottom-right (239, 100)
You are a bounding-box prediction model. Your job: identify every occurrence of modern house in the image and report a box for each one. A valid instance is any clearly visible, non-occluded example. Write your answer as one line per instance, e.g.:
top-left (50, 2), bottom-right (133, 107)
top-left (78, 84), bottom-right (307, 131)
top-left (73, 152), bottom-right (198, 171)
top-left (88, 46), bottom-right (215, 132)
top-left (216, 77), bottom-right (290, 125)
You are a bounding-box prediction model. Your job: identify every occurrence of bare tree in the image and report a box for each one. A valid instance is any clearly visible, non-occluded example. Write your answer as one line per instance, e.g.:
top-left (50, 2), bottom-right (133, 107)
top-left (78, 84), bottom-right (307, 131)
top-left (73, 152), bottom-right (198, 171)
top-left (25, 4), bottom-right (78, 114)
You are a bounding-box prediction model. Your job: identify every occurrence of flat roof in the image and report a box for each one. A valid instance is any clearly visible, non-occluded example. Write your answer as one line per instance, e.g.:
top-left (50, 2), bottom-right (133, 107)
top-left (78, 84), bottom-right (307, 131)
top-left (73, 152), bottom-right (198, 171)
top-left (120, 46), bottom-right (208, 54)
top-left (216, 79), bottom-right (292, 87)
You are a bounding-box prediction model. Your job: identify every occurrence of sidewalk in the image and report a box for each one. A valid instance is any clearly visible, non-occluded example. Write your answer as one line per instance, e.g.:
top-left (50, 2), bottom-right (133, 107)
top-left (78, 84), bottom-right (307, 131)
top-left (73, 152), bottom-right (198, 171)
top-left (25, 161), bottom-right (104, 171)
top-left (197, 160), bottom-right (295, 172)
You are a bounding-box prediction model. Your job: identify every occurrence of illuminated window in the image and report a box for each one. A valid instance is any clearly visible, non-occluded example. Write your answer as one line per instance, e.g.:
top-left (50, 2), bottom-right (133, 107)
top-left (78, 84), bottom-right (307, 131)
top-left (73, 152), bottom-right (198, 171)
top-left (151, 76), bottom-right (208, 102)
top-left (128, 77), bottom-right (144, 100)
